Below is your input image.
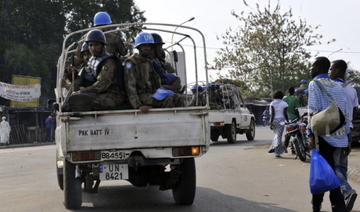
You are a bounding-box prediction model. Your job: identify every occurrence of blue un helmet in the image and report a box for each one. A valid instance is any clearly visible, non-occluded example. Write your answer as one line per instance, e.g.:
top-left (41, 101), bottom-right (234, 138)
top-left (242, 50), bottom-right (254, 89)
top-left (191, 85), bottom-right (204, 93)
top-left (163, 73), bottom-right (178, 85)
top-left (300, 79), bottom-right (307, 84)
top-left (134, 32), bottom-right (154, 48)
top-left (80, 42), bottom-right (89, 53)
top-left (151, 33), bottom-right (165, 44)
top-left (85, 29), bottom-right (106, 45)
top-left (93, 12), bottom-right (112, 26)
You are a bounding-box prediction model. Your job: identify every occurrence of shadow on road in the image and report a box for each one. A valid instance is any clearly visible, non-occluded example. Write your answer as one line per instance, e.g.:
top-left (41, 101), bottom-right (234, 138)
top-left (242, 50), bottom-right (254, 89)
top-left (79, 185), bottom-right (297, 212)
top-left (210, 139), bottom-right (271, 147)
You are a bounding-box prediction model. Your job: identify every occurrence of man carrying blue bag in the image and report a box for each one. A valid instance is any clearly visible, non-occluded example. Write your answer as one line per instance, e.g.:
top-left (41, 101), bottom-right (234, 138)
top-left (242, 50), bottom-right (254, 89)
top-left (307, 57), bottom-right (348, 212)
top-left (310, 149), bottom-right (340, 198)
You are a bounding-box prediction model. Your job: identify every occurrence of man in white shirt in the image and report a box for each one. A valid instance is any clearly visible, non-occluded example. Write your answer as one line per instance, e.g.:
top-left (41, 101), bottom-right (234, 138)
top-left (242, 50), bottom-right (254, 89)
top-left (0, 116), bottom-right (11, 145)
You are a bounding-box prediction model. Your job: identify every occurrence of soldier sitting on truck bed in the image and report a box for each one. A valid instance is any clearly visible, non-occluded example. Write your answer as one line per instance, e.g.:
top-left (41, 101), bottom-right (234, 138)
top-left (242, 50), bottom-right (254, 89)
top-left (73, 11), bottom-right (127, 68)
top-left (124, 32), bottom-right (185, 112)
top-left (62, 29), bottom-right (128, 112)
top-left (151, 33), bottom-right (176, 74)
top-left (189, 85), bottom-right (206, 106)
top-left (207, 83), bottom-right (223, 109)
top-left (62, 42), bottom-right (92, 90)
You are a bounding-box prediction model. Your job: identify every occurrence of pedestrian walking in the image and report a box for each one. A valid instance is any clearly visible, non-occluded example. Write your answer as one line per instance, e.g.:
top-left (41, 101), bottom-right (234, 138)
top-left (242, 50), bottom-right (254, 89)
top-left (283, 87), bottom-right (300, 151)
top-left (268, 91), bottom-right (288, 158)
top-left (0, 116), bottom-right (11, 145)
top-left (45, 116), bottom-right (54, 142)
top-left (307, 56), bottom-right (347, 212)
top-left (329, 59), bottom-right (358, 211)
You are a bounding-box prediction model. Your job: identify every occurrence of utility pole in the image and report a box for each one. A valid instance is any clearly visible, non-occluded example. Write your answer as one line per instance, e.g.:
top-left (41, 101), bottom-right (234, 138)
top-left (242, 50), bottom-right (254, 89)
top-left (170, 17), bottom-right (195, 47)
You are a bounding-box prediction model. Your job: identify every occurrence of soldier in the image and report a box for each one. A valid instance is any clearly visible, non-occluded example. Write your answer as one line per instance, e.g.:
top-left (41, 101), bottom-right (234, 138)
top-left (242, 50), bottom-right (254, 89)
top-left (207, 83), bottom-right (223, 109)
top-left (80, 42), bottom-right (91, 64)
top-left (74, 12), bottom-right (127, 67)
top-left (63, 43), bottom-right (91, 90)
top-left (93, 11), bottom-right (127, 57)
top-left (151, 33), bottom-right (175, 74)
top-left (64, 29), bottom-right (128, 111)
top-left (124, 32), bottom-right (160, 112)
top-left (123, 32), bottom-right (162, 112)
top-left (189, 85), bottom-right (206, 106)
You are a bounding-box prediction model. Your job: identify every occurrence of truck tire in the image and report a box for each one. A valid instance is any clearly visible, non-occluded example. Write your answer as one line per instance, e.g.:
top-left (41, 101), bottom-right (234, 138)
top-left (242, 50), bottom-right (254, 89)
top-left (246, 120), bottom-right (255, 141)
top-left (56, 151), bottom-right (64, 190)
top-left (64, 160), bottom-right (82, 209)
top-left (210, 131), bottom-right (220, 142)
top-left (57, 167), bottom-right (64, 190)
top-left (172, 158), bottom-right (196, 205)
top-left (226, 121), bottom-right (237, 143)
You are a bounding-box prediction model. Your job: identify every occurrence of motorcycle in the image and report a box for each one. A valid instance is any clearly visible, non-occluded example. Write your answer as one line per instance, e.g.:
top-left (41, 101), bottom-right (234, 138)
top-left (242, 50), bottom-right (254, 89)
top-left (262, 109), bottom-right (270, 126)
top-left (285, 114), bottom-right (309, 162)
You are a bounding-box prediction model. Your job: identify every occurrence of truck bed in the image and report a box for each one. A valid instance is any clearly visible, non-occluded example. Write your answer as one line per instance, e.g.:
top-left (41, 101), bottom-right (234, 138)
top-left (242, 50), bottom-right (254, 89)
top-left (58, 107), bottom-right (209, 153)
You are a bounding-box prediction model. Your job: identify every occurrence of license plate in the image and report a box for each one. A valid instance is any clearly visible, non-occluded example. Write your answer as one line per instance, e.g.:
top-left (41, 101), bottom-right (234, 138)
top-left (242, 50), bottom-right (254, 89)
top-left (101, 151), bottom-right (130, 160)
top-left (99, 163), bottom-right (128, 180)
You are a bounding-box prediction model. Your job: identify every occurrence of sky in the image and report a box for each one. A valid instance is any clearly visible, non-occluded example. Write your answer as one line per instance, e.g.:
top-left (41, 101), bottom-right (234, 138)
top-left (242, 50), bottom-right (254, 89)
top-left (134, 0), bottom-right (360, 82)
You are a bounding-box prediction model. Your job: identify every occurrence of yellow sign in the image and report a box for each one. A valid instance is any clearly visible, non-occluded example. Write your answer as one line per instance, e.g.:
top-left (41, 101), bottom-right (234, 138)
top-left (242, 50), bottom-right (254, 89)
top-left (10, 75), bottom-right (41, 107)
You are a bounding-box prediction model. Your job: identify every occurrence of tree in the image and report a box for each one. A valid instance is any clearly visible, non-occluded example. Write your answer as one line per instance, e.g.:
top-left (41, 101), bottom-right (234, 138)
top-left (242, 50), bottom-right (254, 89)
top-left (0, 0), bottom-right (66, 105)
top-left (62, 0), bottom-right (146, 33)
top-left (214, 1), bottom-right (329, 97)
top-left (0, 0), bottom-right (145, 106)
top-left (347, 69), bottom-right (360, 86)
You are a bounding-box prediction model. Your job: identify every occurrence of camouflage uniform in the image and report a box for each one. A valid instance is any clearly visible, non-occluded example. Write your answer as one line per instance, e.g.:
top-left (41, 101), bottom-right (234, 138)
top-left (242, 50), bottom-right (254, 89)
top-left (65, 55), bottom-right (128, 111)
top-left (124, 53), bottom-right (161, 109)
top-left (156, 93), bottom-right (185, 107)
top-left (189, 91), bottom-right (207, 106)
top-left (150, 58), bottom-right (185, 107)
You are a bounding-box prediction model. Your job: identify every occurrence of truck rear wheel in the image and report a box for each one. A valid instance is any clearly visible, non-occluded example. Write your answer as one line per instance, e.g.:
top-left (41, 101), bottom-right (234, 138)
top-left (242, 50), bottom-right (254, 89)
top-left (172, 158), bottom-right (196, 205)
top-left (226, 121), bottom-right (237, 143)
top-left (64, 160), bottom-right (82, 209)
top-left (246, 120), bottom-right (255, 141)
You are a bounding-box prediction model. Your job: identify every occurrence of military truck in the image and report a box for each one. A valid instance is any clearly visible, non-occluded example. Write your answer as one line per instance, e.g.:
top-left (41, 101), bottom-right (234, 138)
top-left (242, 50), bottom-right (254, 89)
top-left (207, 83), bottom-right (255, 143)
top-left (55, 23), bottom-right (210, 209)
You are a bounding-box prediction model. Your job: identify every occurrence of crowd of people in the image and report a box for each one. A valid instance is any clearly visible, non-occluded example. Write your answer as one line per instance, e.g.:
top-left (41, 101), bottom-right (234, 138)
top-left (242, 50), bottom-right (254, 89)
top-left (267, 57), bottom-right (359, 212)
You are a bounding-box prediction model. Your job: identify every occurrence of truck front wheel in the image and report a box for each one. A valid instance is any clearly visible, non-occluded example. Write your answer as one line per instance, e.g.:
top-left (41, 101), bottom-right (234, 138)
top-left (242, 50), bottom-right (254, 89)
top-left (172, 158), bottom-right (196, 205)
top-left (64, 160), bottom-right (82, 209)
top-left (226, 121), bottom-right (237, 143)
top-left (246, 119), bottom-right (255, 141)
